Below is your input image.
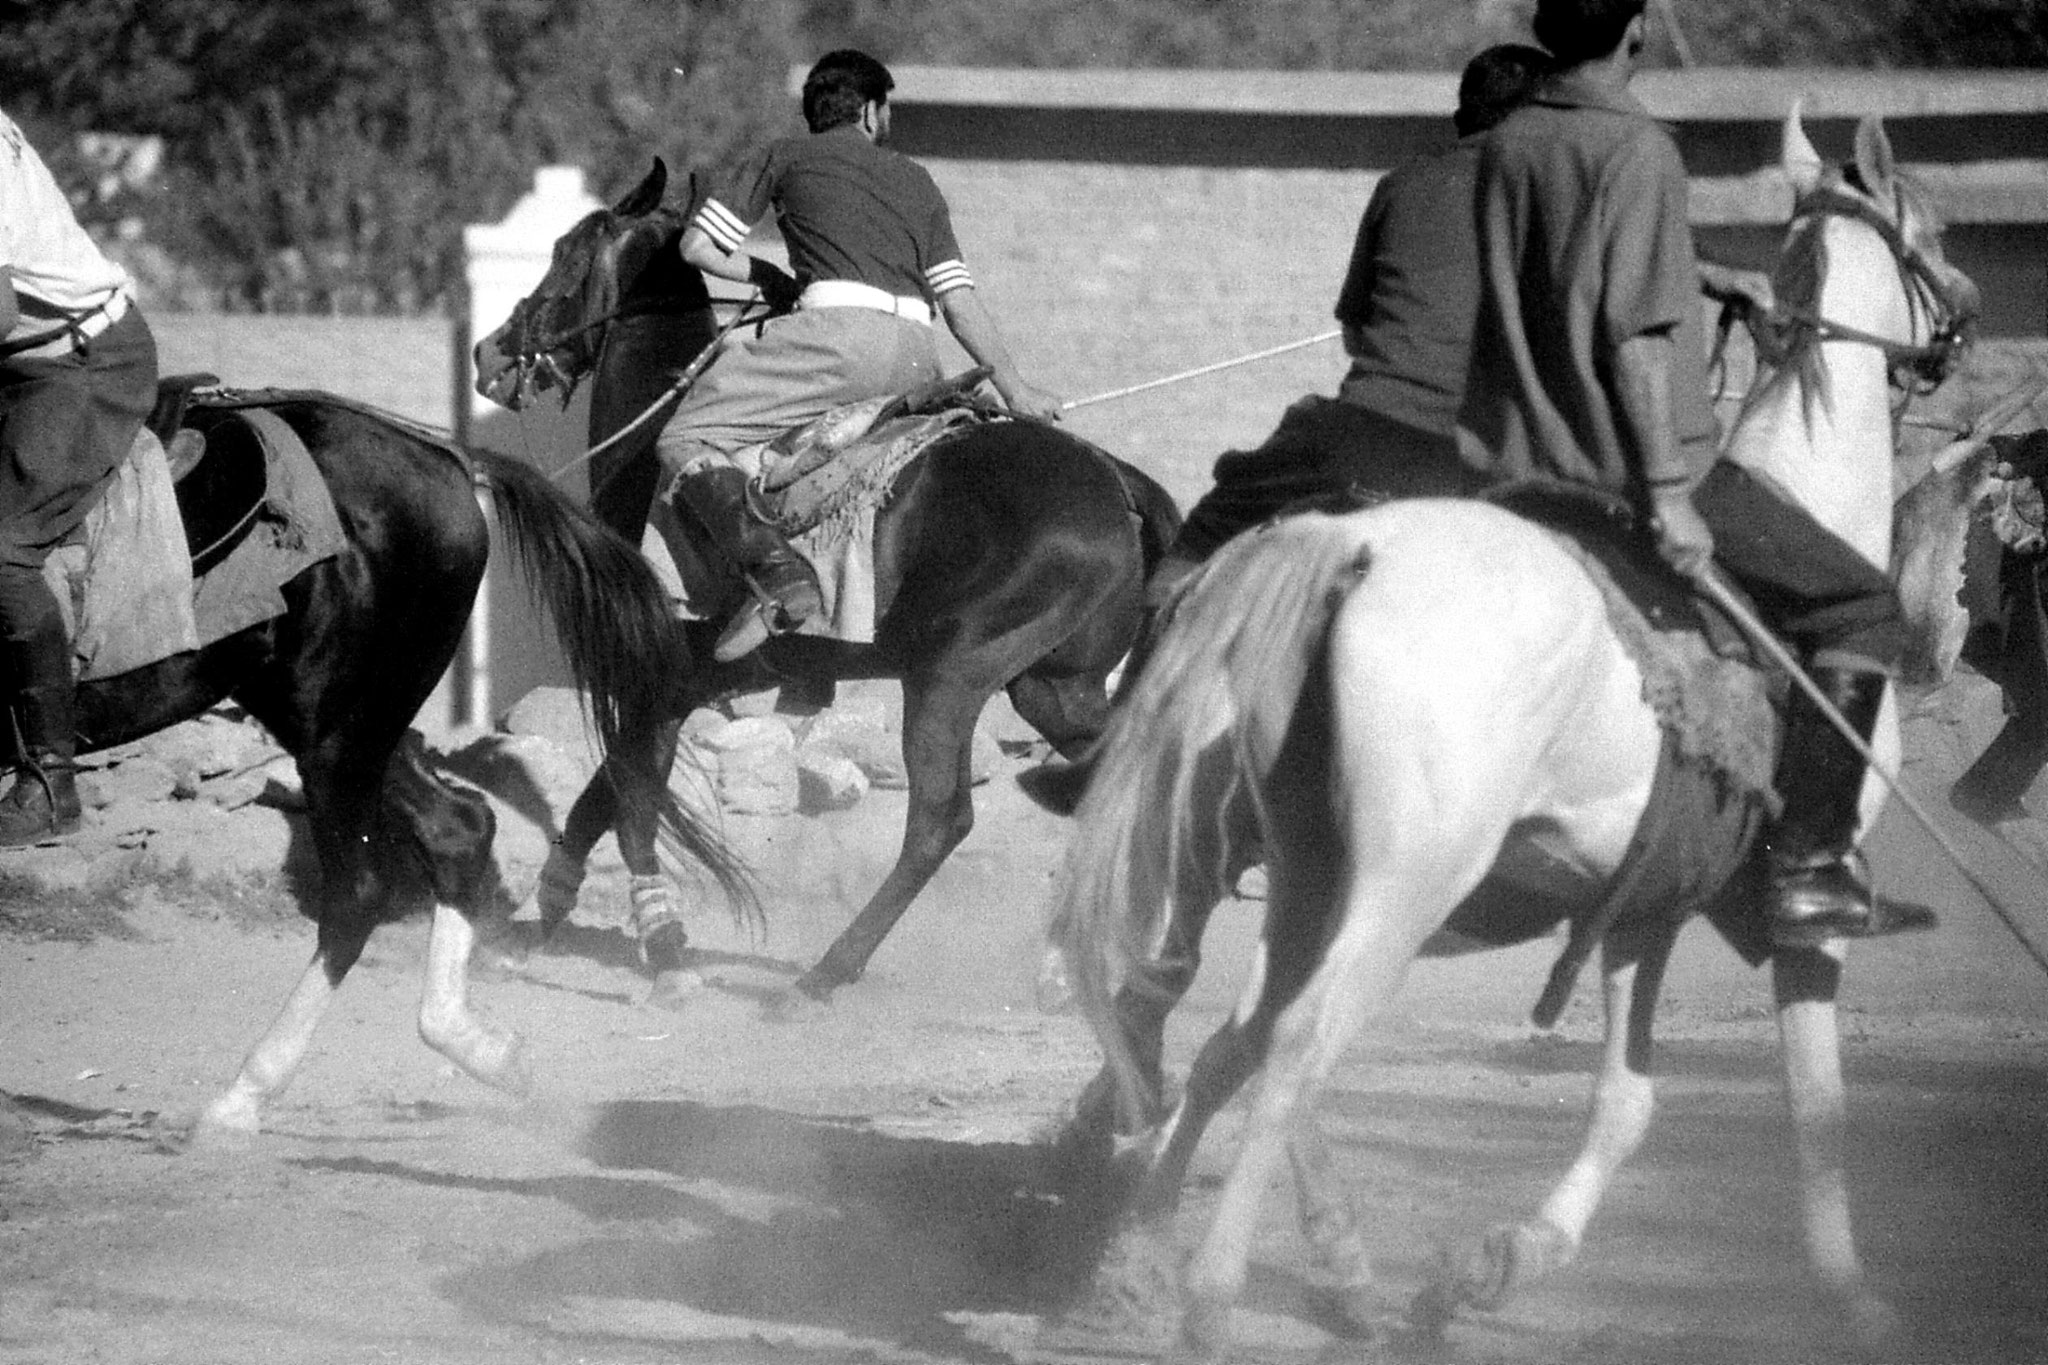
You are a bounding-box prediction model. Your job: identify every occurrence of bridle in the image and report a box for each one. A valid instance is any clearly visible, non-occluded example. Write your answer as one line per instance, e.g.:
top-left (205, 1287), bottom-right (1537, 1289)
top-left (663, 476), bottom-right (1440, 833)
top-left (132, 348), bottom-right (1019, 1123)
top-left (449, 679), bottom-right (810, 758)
top-left (1752, 181), bottom-right (1975, 397)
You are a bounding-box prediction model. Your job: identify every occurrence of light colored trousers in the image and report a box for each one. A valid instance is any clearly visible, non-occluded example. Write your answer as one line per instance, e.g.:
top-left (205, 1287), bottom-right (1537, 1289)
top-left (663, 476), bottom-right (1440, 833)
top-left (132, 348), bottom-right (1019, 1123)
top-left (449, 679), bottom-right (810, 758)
top-left (653, 305), bottom-right (941, 486)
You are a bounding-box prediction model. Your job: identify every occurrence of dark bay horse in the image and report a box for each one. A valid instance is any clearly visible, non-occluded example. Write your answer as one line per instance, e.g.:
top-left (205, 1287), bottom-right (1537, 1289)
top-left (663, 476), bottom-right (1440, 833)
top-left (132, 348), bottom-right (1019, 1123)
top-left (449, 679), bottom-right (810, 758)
top-left (88, 387), bottom-right (746, 1146)
top-left (473, 159), bottom-right (1181, 1002)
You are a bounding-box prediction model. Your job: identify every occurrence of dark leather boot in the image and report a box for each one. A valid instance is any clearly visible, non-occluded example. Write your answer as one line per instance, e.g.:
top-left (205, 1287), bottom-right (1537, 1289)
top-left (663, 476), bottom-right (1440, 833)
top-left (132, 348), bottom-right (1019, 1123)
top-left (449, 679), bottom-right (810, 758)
top-left (0, 624), bottom-right (81, 847)
top-left (1764, 667), bottom-right (1920, 947)
top-left (671, 465), bottom-right (822, 663)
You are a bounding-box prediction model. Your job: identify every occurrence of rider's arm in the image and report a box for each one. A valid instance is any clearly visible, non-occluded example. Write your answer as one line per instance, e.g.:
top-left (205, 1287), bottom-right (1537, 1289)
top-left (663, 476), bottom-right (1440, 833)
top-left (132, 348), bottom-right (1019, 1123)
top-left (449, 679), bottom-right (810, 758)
top-left (678, 226), bottom-right (799, 311)
top-left (936, 286), bottom-right (1064, 421)
top-left (1614, 327), bottom-right (1716, 576)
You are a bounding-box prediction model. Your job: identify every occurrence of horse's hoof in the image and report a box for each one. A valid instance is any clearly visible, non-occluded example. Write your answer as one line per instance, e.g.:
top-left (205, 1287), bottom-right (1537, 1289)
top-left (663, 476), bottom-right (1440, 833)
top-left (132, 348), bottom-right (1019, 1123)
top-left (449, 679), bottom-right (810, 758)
top-left (1017, 758), bottom-right (1091, 816)
top-left (1035, 946), bottom-right (1077, 1014)
top-left (647, 967), bottom-right (707, 1011)
top-left (1171, 1297), bottom-right (1233, 1365)
top-left (1303, 1281), bottom-right (1383, 1343)
top-left (491, 1035), bottom-right (535, 1100)
top-left (790, 967), bottom-right (843, 1005)
top-left (1467, 1220), bottom-right (1577, 1310)
top-left (765, 983), bottom-right (831, 1025)
top-left (1055, 1220), bottom-right (1181, 1343)
top-left (1830, 1287), bottom-right (1904, 1356)
top-left (191, 1097), bottom-right (261, 1153)
top-left (638, 921), bottom-right (692, 977)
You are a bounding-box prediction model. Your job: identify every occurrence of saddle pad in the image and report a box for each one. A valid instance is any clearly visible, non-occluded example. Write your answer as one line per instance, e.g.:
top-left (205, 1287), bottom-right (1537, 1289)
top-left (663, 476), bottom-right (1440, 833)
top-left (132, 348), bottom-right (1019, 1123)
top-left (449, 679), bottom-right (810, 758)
top-left (47, 406), bottom-right (347, 684)
top-left (44, 425), bottom-right (200, 681)
top-left (186, 406), bottom-right (347, 653)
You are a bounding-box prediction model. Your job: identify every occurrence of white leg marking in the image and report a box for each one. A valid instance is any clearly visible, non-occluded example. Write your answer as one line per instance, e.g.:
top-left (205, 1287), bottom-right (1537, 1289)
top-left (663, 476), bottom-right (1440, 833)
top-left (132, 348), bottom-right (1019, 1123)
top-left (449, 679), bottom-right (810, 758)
top-left (1775, 944), bottom-right (1899, 1349)
top-left (197, 948), bottom-right (339, 1144)
top-left (418, 903), bottom-right (531, 1097)
top-left (1535, 956), bottom-right (1654, 1249)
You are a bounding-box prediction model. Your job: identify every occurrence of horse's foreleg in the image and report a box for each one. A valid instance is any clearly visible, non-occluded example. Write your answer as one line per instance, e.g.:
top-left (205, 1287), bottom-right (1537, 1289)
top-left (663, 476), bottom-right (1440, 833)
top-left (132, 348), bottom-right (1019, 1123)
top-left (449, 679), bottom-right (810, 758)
top-left (1420, 932), bottom-right (1672, 1328)
top-left (418, 902), bottom-right (532, 1098)
top-left (794, 684), bottom-right (982, 1000)
top-left (1774, 942), bottom-right (1899, 1351)
top-left (195, 927), bottom-right (370, 1149)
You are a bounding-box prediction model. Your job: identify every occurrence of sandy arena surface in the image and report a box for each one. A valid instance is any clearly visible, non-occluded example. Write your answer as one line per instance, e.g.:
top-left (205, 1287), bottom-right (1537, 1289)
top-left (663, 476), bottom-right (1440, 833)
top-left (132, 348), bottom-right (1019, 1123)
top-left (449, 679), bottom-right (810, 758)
top-left (1, 660), bottom-right (2046, 1365)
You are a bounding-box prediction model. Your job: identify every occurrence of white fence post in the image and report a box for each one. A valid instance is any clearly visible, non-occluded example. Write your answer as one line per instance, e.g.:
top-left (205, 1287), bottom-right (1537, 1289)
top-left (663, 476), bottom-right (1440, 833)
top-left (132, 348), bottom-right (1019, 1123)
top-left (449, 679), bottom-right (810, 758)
top-left (449, 166), bottom-right (603, 730)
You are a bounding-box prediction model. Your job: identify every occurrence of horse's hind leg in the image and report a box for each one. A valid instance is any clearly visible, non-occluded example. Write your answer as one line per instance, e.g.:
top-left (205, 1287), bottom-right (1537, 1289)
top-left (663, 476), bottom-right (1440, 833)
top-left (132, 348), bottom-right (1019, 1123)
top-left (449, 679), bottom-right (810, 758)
top-left (1776, 941), bottom-right (1899, 1351)
top-left (795, 678), bottom-right (986, 999)
top-left (384, 740), bottom-right (533, 1098)
top-left (543, 715), bottom-right (694, 981)
top-left (1415, 930), bottom-right (1675, 1331)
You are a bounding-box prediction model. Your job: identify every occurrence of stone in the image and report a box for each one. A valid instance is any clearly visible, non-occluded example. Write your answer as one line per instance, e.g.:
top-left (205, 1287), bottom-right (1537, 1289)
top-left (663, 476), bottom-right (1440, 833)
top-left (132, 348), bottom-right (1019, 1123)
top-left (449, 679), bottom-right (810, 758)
top-left (797, 748), bottom-right (870, 812)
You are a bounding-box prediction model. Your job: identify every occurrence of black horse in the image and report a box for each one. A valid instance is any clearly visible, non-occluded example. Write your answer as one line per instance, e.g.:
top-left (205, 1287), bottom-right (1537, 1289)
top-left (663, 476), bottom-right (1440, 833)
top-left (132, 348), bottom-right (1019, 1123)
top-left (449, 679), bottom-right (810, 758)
top-left (84, 384), bottom-right (747, 1147)
top-left (473, 158), bottom-right (1181, 1002)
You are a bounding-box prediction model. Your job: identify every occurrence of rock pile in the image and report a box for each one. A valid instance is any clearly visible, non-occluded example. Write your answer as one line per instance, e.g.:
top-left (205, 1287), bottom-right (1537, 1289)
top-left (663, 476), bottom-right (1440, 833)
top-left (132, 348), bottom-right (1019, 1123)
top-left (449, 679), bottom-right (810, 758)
top-left (3, 680), bottom-right (1037, 912)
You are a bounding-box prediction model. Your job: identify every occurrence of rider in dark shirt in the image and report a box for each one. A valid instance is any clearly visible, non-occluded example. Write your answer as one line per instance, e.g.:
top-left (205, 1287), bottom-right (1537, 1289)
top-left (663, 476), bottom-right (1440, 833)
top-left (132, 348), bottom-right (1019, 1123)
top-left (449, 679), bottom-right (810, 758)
top-left (656, 49), bottom-right (1059, 663)
top-left (1161, 44), bottom-right (1550, 576)
top-left (1457, 0), bottom-right (1912, 946)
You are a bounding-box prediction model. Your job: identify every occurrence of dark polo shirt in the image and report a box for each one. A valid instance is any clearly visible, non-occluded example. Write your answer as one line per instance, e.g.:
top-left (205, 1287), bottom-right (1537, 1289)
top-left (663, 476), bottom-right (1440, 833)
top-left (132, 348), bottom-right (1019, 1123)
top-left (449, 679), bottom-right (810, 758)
top-left (1455, 71), bottom-right (1720, 499)
top-left (693, 124), bottom-right (969, 302)
top-left (1333, 136), bottom-right (1488, 441)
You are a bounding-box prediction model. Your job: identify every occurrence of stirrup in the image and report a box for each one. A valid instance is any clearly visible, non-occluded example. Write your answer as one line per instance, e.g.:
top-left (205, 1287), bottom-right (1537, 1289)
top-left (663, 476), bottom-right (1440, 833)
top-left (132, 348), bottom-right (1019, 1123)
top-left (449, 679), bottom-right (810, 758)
top-left (714, 571), bottom-right (819, 663)
top-left (1768, 851), bottom-right (1936, 947)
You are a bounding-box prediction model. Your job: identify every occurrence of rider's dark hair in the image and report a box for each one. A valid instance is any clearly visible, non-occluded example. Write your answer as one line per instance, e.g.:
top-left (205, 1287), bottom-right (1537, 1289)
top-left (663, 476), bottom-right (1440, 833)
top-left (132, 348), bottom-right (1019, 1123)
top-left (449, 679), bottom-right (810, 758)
top-left (802, 49), bottom-right (895, 133)
top-left (1531, 0), bottom-right (1646, 66)
top-left (1454, 44), bottom-right (1553, 137)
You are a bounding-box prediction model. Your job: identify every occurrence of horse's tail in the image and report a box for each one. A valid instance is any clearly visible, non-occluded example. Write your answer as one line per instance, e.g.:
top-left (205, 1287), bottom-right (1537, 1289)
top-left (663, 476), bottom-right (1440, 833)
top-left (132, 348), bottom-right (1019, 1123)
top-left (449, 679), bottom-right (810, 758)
top-left (470, 450), bottom-right (758, 923)
top-left (1048, 511), bottom-right (1371, 1120)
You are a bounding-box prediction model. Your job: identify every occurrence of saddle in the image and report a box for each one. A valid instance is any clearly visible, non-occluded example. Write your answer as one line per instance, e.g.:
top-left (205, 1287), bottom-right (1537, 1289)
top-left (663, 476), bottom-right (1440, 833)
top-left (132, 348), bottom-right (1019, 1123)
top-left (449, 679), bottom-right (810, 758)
top-left (1318, 477), bottom-right (1788, 1017)
top-left (650, 368), bottom-right (1005, 645)
top-left (750, 366), bottom-right (1000, 539)
top-left (48, 375), bottom-right (348, 681)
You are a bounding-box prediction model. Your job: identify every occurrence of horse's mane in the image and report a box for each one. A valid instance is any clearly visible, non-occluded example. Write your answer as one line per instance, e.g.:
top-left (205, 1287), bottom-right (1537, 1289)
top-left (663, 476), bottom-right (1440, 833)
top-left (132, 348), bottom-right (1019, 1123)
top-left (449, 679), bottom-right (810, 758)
top-left (1741, 161), bottom-right (1941, 428)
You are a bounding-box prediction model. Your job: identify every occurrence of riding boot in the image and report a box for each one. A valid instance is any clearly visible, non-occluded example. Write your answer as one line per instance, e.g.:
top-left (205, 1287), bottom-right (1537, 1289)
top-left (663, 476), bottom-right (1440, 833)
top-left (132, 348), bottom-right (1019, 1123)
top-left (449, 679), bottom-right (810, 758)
top-left (670, 465), bottom-right (822, 663)
top-left (1763, 667), bottom-right (1902, 947)
top-left (0, 623), bottom-right (81, 847)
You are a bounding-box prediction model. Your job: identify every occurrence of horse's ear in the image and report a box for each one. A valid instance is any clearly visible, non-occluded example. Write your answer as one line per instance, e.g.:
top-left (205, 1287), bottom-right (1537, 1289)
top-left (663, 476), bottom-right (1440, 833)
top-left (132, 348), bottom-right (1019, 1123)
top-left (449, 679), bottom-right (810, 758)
top-left (613, 159), bottom-right (667, 217)
top-left (1852, 116), bottom-right (1899, 202)
top-left (1781, 97), bottom-right (1825, 196)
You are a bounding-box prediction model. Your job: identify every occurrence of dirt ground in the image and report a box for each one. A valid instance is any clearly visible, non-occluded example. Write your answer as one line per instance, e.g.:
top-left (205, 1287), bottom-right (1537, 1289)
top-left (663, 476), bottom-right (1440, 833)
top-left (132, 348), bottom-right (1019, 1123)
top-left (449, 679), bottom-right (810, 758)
top-left (0, 661), bottom-right (2045, 1365)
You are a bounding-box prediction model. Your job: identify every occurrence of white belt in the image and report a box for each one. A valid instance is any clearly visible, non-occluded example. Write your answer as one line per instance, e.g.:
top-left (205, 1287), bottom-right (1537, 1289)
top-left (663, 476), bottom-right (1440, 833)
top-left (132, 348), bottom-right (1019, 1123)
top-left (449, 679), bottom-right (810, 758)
top-left (8, 289), bottom-right (130, 360)
top-left (798, 280), bottom-right (932, 326)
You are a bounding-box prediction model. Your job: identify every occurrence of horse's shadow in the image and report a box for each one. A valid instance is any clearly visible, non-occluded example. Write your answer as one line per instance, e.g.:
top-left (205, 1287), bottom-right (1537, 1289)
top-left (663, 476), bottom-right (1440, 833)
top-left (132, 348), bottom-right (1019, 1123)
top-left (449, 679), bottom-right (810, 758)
top-left (308, 1097), bottom-right (1126, 1359)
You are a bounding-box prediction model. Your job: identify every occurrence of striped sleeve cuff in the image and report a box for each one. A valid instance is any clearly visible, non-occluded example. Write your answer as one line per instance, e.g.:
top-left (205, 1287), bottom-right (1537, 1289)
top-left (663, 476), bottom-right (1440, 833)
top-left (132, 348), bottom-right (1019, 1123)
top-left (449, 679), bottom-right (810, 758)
top-left (692, 198), bottom-right (751, 255)
top-left (925, 259), bottom-right (974, 295)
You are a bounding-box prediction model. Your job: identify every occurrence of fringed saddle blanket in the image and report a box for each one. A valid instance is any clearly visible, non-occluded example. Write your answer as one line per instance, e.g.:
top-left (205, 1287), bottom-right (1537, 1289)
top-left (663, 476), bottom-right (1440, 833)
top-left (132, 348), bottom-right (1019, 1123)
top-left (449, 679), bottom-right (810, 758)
top-left (645, 378), bottom-right (999, 645)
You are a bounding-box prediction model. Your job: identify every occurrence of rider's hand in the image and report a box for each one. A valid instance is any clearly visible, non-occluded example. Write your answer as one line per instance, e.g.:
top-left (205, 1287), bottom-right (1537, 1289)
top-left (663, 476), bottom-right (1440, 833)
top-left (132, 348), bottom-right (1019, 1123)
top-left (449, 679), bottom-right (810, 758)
top-left (748, 258), bottom-right (802, 315)
top-left (997, 376), bottom-right (1065, 423)
top-left (1649, 486), bottom-right (1716, 581)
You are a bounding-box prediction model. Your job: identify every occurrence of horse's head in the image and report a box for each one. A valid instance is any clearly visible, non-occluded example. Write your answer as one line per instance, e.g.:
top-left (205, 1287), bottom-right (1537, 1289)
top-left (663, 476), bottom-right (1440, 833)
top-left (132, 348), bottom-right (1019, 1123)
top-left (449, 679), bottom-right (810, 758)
top-left (1772, 102), bottom-right (1981, 395)
top-left (473, 158), bottom-right (684, 412)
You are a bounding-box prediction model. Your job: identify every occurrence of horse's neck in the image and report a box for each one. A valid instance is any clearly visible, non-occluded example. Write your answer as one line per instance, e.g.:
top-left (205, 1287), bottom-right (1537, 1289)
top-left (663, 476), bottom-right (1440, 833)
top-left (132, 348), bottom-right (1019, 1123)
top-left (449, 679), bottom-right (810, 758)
top-left (1724, 223), bottom-right (1903, 570)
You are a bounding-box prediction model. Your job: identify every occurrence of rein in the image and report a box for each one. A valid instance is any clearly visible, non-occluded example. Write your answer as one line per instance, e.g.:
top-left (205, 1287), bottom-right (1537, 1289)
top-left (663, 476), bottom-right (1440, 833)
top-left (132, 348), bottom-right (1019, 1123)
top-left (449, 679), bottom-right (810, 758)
top-left (1754, 185), bottom-right (1972, 395)
top-left (546, 290), bottom-right (768, 489)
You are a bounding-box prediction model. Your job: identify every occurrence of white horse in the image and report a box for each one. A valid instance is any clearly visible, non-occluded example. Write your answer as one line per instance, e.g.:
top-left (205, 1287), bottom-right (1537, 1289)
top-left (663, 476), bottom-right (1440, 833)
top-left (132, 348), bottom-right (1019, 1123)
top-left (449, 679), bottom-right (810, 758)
top-left (1045, 107), bottom-right (1981, 1362)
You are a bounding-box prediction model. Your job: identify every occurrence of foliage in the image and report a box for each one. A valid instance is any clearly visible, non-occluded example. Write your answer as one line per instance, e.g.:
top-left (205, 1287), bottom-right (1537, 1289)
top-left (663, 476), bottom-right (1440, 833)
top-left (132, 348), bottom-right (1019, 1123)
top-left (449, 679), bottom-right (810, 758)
top-left (0, 0), bottom-right (2037, 314)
